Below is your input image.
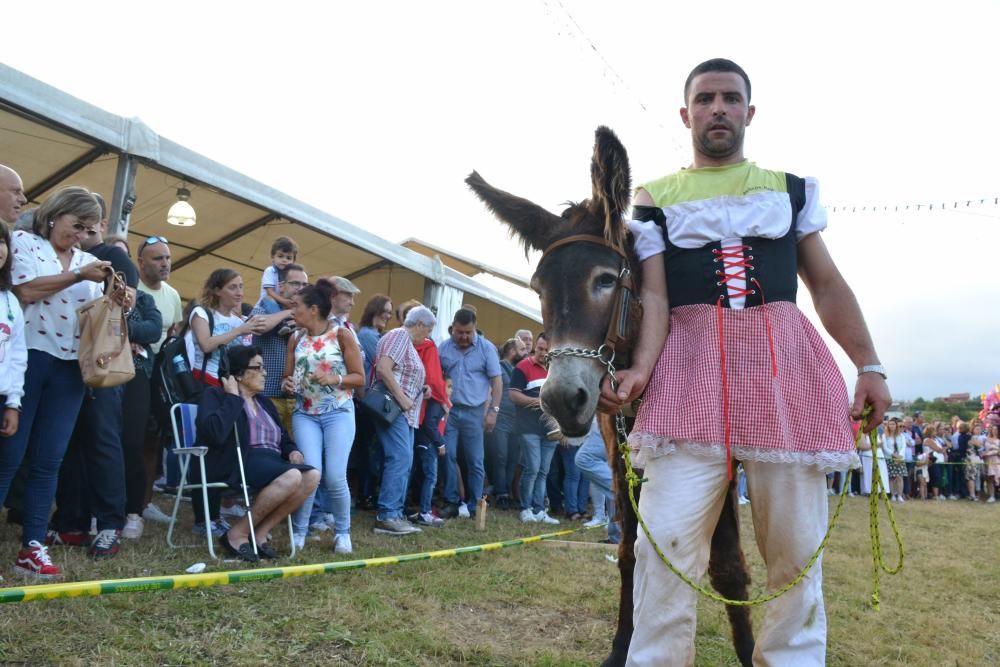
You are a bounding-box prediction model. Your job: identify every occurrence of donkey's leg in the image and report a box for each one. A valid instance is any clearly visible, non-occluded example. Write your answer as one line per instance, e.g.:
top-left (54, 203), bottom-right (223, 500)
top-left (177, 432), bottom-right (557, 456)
top-left (598, 415), bottom-right (634, 667)
top-left (707, 481), bottom-right (755, 667)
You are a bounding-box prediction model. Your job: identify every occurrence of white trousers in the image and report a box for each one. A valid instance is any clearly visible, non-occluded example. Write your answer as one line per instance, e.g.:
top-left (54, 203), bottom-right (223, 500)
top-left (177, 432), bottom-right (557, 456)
top-left (626, 448), bottom-right (828, 667)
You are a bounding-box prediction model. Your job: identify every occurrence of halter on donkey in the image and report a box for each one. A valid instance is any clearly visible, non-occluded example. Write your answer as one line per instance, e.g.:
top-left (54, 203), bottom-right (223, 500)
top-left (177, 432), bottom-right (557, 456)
top-left (466, 126), bottom-right (755, 667)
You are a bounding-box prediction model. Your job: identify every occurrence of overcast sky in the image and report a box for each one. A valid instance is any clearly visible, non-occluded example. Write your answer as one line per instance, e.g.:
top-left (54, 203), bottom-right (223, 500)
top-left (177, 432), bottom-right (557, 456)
top-left (3, 0), bottom-right (997, 400)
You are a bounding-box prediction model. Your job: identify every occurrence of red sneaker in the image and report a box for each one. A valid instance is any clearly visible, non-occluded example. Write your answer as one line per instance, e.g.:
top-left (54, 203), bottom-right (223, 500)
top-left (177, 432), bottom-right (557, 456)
top-left (44, 530), bottom-right (91, 547)
top-left (14, 541), bottom-right (63, 580)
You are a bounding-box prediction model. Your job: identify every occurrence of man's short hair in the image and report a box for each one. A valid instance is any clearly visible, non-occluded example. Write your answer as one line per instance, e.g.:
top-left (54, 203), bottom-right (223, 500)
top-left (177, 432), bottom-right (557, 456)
top-left (684, 58), bottom-right (752, 104)
top-left (536, 331), bottom-right (547, 343)
top-left (500, 338), bottom-right (520, 358)
top-left (452, 308), bottom-right (477, 326)
top-left (278, 264), bottom-right (306, 283)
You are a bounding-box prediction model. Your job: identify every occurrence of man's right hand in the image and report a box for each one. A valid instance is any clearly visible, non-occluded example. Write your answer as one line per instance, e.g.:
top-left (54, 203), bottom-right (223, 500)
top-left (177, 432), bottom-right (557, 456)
top-left (598, 368), bottom-right (648, 414)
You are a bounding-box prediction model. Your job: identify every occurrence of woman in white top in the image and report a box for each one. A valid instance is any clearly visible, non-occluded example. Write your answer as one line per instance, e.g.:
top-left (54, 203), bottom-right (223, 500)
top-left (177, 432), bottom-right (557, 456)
top-left (0, 223), bottom-right (27, 439)
top-left (860, 421), bottom-right (890, 496)
top-left (0, 187), bottom-right (111, 580)
top-left (880, 419), bottom-right (908, 502)
top-left (182, 267), bottom-right (284, 534)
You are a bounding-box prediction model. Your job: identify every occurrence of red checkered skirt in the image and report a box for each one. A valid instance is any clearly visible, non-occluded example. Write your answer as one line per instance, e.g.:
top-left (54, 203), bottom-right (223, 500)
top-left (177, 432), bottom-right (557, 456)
top-left (629, 301), bottom-right (858, 472)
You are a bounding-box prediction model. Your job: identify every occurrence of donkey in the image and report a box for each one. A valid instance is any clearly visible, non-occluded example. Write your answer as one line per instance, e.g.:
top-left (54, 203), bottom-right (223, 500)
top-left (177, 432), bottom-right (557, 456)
top-left (466, 126), bottom-right (755, 667)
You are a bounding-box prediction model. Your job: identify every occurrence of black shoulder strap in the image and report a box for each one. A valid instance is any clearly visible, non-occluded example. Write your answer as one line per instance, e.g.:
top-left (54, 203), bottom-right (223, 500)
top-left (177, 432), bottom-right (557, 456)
top-left (785, 174), bottom-right (807, 229)
top-left (633, 205), bottom-right (666, 226)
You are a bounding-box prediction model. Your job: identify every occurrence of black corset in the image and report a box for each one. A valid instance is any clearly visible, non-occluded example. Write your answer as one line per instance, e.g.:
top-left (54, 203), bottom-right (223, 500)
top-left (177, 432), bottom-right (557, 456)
top-left (633, 173), bottom-right (806, 309)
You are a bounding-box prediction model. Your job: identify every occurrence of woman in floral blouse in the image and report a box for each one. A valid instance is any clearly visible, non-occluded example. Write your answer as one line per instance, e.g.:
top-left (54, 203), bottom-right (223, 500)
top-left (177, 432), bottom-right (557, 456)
top-left (282, 279), bottom-right (363, 553)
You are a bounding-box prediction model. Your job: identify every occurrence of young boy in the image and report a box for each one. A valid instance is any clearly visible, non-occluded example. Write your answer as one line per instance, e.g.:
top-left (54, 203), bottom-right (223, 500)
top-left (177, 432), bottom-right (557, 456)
top-left (257, 236), bottom-right (298, 314)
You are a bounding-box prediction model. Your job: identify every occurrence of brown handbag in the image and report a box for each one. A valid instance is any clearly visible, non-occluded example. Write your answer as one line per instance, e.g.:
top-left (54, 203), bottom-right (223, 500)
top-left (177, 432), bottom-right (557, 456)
top-left (76, 271), bottom-right (136, 388)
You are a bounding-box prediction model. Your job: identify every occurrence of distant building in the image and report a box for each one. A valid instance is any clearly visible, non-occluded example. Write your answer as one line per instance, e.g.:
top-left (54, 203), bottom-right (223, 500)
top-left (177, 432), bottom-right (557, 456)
top-left (936, 392), bottom-right (971, 404)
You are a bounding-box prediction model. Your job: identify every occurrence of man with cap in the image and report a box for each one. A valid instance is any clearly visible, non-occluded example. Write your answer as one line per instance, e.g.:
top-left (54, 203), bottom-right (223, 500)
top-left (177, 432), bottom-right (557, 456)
top-left (0, 165), bottom-right (27, 227)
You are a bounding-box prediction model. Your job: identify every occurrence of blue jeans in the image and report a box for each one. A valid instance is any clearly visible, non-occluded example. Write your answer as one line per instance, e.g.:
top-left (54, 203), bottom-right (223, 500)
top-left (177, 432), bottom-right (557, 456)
top-left (574, 420), bottom-right (621, 543)
top-left (292, 404), bottom-right (356, 536)
top-left (52, 385), bottom-right (127, 532)
top-left (519, 432), bottom-right (558, 513)
top-left (558, 444), bottom-right (589, 514)
top-left (486, 419), bottom-right (516, 497)
top-left (375, 414), bottom-right (414, 520)
top-left (414, 401), bottom-right (446, 514)
top-left (0, 350), bottom-right (86, 546)
top-left (442, 404), bottom-right (486, 507)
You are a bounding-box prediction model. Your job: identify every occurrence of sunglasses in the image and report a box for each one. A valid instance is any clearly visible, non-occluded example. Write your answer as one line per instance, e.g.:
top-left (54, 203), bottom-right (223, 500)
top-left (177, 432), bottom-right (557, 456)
top-left (140, 235), bottom-right (169, 249)
top-left (244, 364), bottom-right (265, 372)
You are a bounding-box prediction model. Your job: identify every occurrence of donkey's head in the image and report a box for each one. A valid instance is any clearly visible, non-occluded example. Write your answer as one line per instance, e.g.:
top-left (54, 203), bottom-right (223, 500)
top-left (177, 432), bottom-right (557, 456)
top-left (466, 126), bottom-right (637, 437)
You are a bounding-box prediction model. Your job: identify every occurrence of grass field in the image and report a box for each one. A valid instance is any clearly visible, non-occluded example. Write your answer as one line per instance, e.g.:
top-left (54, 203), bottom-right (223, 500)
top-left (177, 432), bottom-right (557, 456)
top-left (0, 495), bottom-right (997, 666)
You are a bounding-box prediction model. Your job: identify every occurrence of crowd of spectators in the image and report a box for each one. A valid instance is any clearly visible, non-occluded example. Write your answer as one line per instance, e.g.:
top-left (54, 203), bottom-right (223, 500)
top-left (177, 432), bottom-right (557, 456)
top-left (0, 166), bottom-right (617, 578)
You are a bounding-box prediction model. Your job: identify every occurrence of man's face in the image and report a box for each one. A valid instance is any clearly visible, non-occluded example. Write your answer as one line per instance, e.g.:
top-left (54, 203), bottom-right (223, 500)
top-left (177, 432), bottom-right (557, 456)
top-left (680, 71), bottom-right (755, 164)
top-left (281, 270), bottom-right (308, 299)
top-left (451, 321), bottom-right (476, 349)
top-left (138, 241), bottom-right (172, 284)
top-left (903, 418), bottom-right (913, 430)
top-left (0, 169), bottom-right (26, 225)
top-left (331, 290), bottom-right (354, 318)
top-left (532, 336), bottom-right (549, 365)
top-left (517, 331), bottom-right (533, 351)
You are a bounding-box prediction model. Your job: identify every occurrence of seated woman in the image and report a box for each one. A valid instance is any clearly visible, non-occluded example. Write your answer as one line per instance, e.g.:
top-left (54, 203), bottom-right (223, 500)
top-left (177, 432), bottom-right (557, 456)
top-left (197, 345), bottom-right (319, 562)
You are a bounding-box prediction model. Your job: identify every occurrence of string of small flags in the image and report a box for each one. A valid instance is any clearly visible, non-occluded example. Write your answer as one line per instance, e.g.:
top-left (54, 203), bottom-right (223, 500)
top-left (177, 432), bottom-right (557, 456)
top-left (829, 197), bottom-right (1000, 214)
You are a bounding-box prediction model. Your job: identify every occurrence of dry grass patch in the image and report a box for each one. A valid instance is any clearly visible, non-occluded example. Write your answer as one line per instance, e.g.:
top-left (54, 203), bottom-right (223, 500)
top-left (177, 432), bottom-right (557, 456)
top-left (0, 495), bottom-right (997, 665)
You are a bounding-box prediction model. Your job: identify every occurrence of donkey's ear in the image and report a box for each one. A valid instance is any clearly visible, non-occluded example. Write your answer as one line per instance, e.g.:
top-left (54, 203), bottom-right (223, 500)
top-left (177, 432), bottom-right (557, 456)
top-left (466, 171), bottom-right (565, 257)
top-left (590, 126), bottom-right (631, 248)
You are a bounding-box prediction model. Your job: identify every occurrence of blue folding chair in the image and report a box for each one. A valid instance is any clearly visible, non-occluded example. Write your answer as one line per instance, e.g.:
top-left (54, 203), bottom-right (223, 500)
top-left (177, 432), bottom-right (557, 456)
top-left (166, 403), bottom-right (297, 559)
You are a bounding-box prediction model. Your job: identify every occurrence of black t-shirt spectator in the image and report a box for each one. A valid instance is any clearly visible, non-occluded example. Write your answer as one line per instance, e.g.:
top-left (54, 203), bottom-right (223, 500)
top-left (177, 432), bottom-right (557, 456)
top-left (510, 357), bottom-right (549, 436)
top-left (88, 242), bottom-right (138, 288)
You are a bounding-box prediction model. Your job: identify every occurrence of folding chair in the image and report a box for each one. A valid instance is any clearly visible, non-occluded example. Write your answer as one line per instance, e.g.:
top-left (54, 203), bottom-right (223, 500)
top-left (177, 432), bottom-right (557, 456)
top-left (166, 403), bottom-right (297, 559)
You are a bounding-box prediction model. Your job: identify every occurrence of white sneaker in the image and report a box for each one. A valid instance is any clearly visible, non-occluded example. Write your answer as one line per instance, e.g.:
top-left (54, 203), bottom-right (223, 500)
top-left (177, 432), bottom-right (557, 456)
top-left (457, 503), bottom-right (471, 519)
top-left (826, 488), bottom-right (835, 496)
top-left (738, 496), bottom-right (750, 505)
top-left (220, 503), bottom-right (246, 518)
top-left (520, 509), bottom-right (539, 523)
top-left (142, 503), bottom-right (172, 524)
top-left (987, 496), bottom-right (996, 503)
top-left (121, 514), bottom-right (144, 539)
top-left (583, 516), bottom-right (608, 529)
top-left (333, 533), bottom-right (353, 554)
top-left (292, 533), bottom-right (305, 550)
top-left (534, 510), bottom-right (560, 525)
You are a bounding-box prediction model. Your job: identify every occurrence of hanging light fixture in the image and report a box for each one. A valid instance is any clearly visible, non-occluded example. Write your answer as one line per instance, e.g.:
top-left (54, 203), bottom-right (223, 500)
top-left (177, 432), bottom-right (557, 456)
top-left (167, 185), bottom-right (196, 227)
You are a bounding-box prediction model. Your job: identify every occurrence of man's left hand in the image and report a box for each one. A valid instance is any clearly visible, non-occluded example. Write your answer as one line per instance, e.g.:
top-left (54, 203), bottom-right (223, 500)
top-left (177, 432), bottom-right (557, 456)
top-left (851, 374), bottom-right (891, 432)
top-left (484, 410), bottom-right (497, 433)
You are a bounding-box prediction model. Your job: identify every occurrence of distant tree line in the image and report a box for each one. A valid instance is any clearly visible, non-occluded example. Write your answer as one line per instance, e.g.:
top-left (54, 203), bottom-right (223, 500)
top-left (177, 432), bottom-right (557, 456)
top-left (908, 397), bottom-right (982, 423)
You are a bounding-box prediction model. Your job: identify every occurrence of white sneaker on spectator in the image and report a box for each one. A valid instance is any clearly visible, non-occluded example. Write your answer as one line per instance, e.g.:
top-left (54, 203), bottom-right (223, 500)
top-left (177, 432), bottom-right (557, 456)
top-left (987, 497), bottom-right (996, 503)
top-left (457, 503), bottom-right (471, 519)
top-left (948, 495), bottom-right (958, 500)
top-left (534, 510), bottom-right (560, 525)
top-left (142, 503), bottom-right (172, 524)
top-left (333, 533), bottom-right (353, 554)
top-left (520, 509), bottom-right (539, 523)
top-left (220, 503), bottom-right (246, 518)
top-left (415, 512), bottom-right (445, 527)
top-left (121, 514), bottom-right (144, 539)
top-left (292, 533), bottom-right (306, 550)
top-left (738, 496), bottom-right (750, 505)
top-left (374, 517), bottom-right (422, 535)
top-left (583, 516), bottom-right (607, 529)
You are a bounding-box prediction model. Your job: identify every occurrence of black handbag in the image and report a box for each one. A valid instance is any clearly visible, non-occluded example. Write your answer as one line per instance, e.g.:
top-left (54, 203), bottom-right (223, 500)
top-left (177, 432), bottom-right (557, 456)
top-left (359, 381), bottom-right (403, 425)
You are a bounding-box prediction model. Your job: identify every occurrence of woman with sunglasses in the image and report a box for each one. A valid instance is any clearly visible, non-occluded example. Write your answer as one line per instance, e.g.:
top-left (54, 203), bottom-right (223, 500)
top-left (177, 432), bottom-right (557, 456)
top-left (0, 187), bottom-right (111, 579)
top-left (282, 279), bottom-right (364, 553)
top-left (182, 268), bottom-right (288, 536)
top-left (197, 345), bottom-right (319, 562)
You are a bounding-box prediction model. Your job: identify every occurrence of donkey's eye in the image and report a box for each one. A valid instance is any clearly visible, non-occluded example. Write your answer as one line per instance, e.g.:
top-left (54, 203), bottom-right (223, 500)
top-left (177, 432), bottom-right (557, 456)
top-left (595, 273), bottom-right (617, 289)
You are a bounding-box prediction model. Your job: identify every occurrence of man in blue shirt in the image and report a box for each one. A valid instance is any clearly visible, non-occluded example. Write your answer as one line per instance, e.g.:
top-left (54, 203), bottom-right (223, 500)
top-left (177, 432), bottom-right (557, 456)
top-left (438, 308), bottom-right (502, 518)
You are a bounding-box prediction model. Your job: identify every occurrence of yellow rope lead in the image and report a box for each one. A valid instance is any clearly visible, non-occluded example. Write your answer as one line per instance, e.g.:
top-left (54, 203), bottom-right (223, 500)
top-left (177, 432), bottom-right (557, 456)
top-left (621, 407), bottom-right (904, 608)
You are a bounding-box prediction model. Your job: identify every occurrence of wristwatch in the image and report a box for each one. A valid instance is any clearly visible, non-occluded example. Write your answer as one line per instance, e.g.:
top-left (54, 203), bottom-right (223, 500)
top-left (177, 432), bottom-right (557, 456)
top-left (490, 405), bottom-right (500, 413)
top-left (71, 267), bottom-right (82, 283)
top-left (857, 364), bottom-right (887, 380)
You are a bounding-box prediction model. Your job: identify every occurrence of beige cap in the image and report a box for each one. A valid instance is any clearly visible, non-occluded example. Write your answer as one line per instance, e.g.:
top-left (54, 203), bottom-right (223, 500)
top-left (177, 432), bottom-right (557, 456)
top-left (331, 276), bottom-right (361, 294)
